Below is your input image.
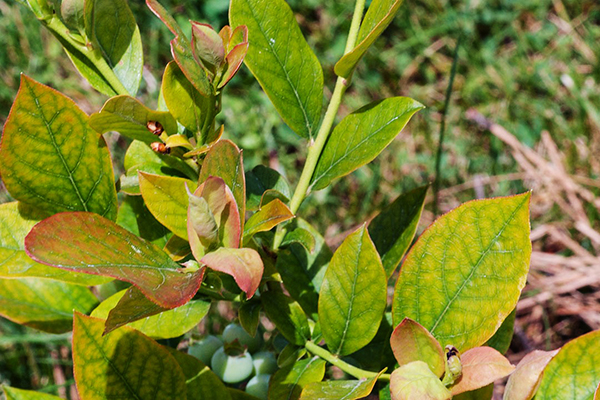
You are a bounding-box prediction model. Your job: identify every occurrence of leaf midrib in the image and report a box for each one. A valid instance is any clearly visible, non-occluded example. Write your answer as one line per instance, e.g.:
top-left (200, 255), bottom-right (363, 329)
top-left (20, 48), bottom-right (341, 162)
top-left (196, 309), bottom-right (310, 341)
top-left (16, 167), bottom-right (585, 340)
top-left (30, 86), bottom-right (89, 213)
top-left (241, 0), bottom-right (314, 137)
top-left (429, 196), bottom-right (527, 335)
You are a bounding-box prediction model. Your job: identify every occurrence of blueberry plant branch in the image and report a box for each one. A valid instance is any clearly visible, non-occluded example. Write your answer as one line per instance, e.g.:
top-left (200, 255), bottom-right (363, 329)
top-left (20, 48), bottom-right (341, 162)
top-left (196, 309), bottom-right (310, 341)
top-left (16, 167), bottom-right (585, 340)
top-left (272, 0), bottom-right (367, 248)
top-left (304, 341), bottom-right (391, 382)
top-left (26, 0), bottom-right (130, 96)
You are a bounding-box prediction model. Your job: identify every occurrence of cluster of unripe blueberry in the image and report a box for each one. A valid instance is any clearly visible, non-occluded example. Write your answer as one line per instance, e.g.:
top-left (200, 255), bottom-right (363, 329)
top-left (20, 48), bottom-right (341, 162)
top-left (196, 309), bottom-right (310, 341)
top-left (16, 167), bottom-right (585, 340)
top-left (188, 323), bottom-right (278, 399)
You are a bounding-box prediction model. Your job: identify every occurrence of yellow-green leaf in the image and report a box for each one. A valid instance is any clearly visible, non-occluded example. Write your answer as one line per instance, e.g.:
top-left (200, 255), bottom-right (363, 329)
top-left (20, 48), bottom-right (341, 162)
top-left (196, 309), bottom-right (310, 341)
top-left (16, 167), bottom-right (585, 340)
top-left (389, 361), bottom-right (451, 400)
top-left (73, 313), bottom-right (187, 399)
top-left (0, 202), bottom-right (109, 285)
top-left (230, 0), bottom-right (323, 139)
top-left (25, 211), bottom-right (203, 308)
top-left (318, 225), bottom-right (387, 356)
top-left (335, 0), bottom-right (404, 78)
top-left (390, 318), bottom-right (445, 378)
top-left (91, 288), bottom-right (210, 339)
top-left (162, 61), bottom-right (216, 143)
top-left (311, 97), bottom-right (424, 191)
top-left (392, 193), bottom-right (532, 351)
top-left (139, 172), bottom-right (196, 240)
top-left (0, 277), bottom-right (98, 333)
top-left (534, 330), bottom-right (600, 400)
top-left (89, 95), bottom-right (178, 143)
top-left (84, 0), bottom-right (143, 95)
top-left (300, 373), bottom-right (382, 399)
top-left (3, 387), bottom-right (63, 400)
top-left (243, 199), bottom-right (294, 240)
top-left (269, 357), bottom-right (326, 400)
top-left (0, 75), bottom-right (117, 220)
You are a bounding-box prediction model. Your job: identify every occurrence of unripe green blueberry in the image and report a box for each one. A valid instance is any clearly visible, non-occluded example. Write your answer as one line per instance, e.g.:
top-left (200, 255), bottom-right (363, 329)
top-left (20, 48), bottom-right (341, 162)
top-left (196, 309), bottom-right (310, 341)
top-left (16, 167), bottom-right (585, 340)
top-left (211, 346), bottom-right (254, 384)
top-left (222, 323), bottom-right (263, 353)
top-left (188, 335), bottom-right (223, 365)
top-left (252, 351), bottom-right (278, 375)
top-left (245, 374), bottom-right (271, 400)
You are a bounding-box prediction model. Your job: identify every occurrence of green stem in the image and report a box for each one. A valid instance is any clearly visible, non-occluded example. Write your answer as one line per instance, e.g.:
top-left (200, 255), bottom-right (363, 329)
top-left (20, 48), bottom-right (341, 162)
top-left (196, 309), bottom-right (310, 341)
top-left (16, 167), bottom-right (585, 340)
top-left (43, 15), bottom-right (130, 96)
top-left (272, 0), bottom-right (366, 248)
top-left (305, 341), bottom-right (391, 382)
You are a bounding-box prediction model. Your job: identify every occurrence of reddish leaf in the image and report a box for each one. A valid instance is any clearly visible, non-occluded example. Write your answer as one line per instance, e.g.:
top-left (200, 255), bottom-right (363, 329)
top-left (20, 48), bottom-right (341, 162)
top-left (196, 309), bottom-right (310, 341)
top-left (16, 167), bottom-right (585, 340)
top-left (199, 140), bottom-right (246, 233)
top-left (188, 177), bottom-right (241, 260)
top-left (25, 212), bottom-right (203, 308)
top-left (503, 350), bottom-right (559, 400)
top-left (201, 247), bottom-right (263, 298)
top-left (450, 346), bottom-right (515, 395)
top-left (390, 318), bottom-right (445, 378)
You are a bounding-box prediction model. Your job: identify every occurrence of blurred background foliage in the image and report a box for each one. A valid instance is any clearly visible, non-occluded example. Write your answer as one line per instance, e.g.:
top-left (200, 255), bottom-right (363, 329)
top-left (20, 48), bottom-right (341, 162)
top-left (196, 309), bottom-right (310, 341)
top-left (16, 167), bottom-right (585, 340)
top-left (1, 0), bottom-right (599, 396)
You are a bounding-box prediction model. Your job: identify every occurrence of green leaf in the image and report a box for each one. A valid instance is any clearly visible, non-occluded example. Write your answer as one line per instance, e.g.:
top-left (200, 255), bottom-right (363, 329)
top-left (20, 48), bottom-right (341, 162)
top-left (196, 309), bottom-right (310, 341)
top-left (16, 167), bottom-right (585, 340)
top-left (117, 195), bottom-right (171, 248)
top-left (351, 312), bottom-right (395, 372)
top-left (162, 61), bottom-right (216, 142)
top-left (369, 185), bottom-right (428, 277)
top-left (188, 176), bottom-right (241, 260)
top-left (311, 97), bottom-right (424, 191)
top-left (0, 277), bottom-right (98, 333)
top-left (449, 347), bottom-right (514, 396)
top-left (200, 247), bottom-right (263, 299)
top-left (199, 140), bottom-right (246, 231)
top-left (0, 75), bottom-right (117, 220)
top-left (392, 193), bottom-right (532, 351)
top-left (164, 234), bottom-right (191, 261)
top-left (300, 373), bottom-right (382, 399)
top-left (261, 291), bottom-right (310, 346)
top-left (334, 0), bottom-right (404, 78)
top-left (89, 95), bottom-right (178, 144)
top-left (239, 298), bottom-right (262, 337)
top-left (390, 318), bottom-right (445, 378)
top-left (277, 218), bottom-right (332, 318)
top-left (3, 387), bottom-right (63, 400)
top-left (73, 313), bottom-right (187, 399)
top-left (25, 212), bottom-right (204, 308)
top-left (0, 202), bottom-right (109, 285)
top-left (166, 348), bottom-right (233, 400)
top-left (484, 308), bottom-right (516, 354)
top-left (319, 225), bottom-right (387, 356)
top-left (246, 165), bottom-right (291, 211)
top-left (503, 350), bottom-right (558, 400)
top-left (243, 199), bottom-right (294, 240)
top-left (534, 330), bottom-right (600, 400)
top-left (84, 0), bottom-right (143, 95)
top-left (453, 384), bottom-right (494, 400)
top-left (63, 46), bottom-right (116, 96)
top-left (146, 0), bottom-right (213, 97)
top-left (139, 172), bottom-right (196, 240)
top-left (228, 388), bottom-right (258, 400)
top-left (91, 288), bottom-right (210, 339)
top-left (390, 361), bottom-right (451, 400)
top-left (61, 0), bottom-right (85, 34)
top-left (280, 227), bottom-right (316, 254)
top-left (230, 0), bottom-right (323, 139)
top-left (269, 357), bottom-right (327, 400)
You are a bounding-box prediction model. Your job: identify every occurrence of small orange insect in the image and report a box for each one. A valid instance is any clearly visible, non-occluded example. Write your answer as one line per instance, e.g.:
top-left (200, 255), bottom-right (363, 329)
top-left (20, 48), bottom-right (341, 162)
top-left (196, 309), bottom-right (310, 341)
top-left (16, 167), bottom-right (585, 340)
top-left (151, 142), bottom-right (170, 154)
top-left (146, 120), bottom-right (164, 135)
